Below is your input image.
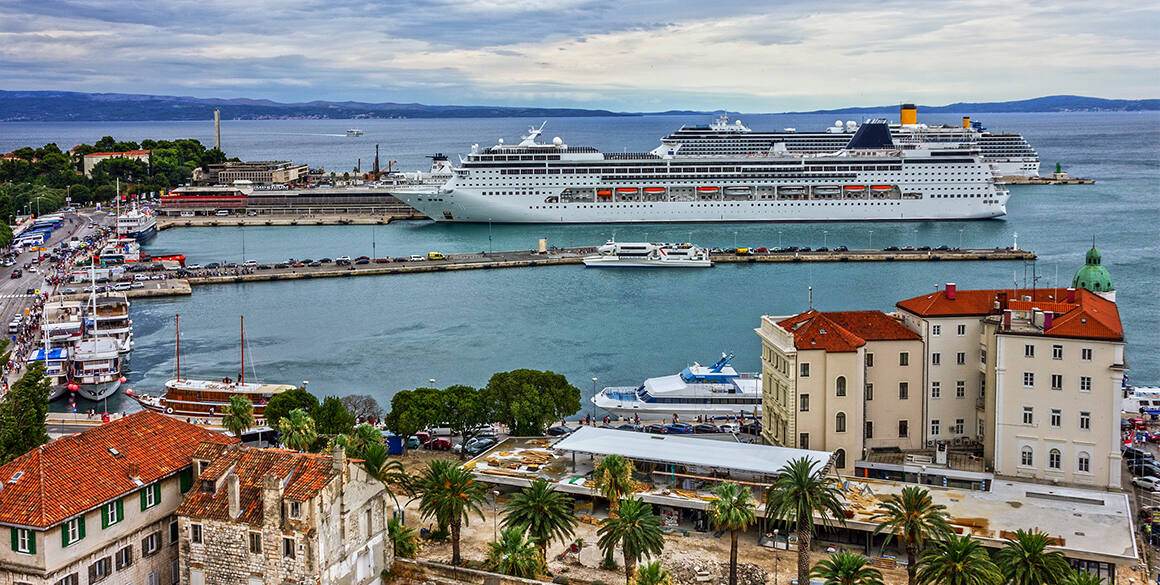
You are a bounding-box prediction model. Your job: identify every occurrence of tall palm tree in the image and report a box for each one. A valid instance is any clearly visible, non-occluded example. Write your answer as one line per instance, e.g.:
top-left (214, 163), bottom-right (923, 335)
top-left (764, 457), bottom-right (847, 585)
top-left (277, 408), bottom-right (316, 451)
top-left (502, 478), bottom-right (578, 561)
top-left (350, 422), bottom-right (382, 457)
top-left (387, 517), bottom-right (419, 559)
top-left (597, 497), bottom-right (665, 585)
top-left (592, 454), bottom-right (635, 511)
top-left (360, 442), bottom-right (408, 504)
top-left (810, 551), bottom-right (885, 585)
top-left (632, 561), bottom-right (674, 585)
top-left (414, 459), bottom-right (488, 565)
top-left (484, 527), bottom-right (545, 579)
top-left (709, 482), bottom-right (758, 585)
top-left (221, 394), bottom-right (254, 438)
top-left (872, 485), bottom-right (952, 585)
top-left (1060, 569), bottom-right (1105, 585)
top-left (916, 533), bottom-right (1002, 585)
top-left (994, 529), bottom-right (1070, 585)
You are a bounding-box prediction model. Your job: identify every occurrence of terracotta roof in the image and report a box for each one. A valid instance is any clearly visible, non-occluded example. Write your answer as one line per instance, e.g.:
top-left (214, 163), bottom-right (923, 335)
top-left (823, 311), bottom-right (921, 342)
top-left (84, 150), bottom-right (151, 157)
top-left (897, 287), bottom-right (1122, 341)
top-left (0, 411), bottom-right (235, 529)
top-left (776, 310), bottom-right (864, 352)
top-left (176, 445), bottom-right (338, 526)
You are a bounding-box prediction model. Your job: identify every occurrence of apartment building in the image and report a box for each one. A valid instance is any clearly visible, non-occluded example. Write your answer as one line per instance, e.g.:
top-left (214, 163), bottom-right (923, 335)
top-left (82, 150), bottom-right (151, 178)
top-left (192, 162), bottom-right (308, 186)
top-left (0, 412), bottom-right (235, 585)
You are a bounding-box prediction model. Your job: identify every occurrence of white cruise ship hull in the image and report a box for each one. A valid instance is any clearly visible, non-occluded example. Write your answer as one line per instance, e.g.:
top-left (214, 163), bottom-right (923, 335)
top-left (77, 378), bottom-right (121, 402)
top-left (583, 255), bottom-right (711, 268)
top-left (592, 391), bottom-right (760, 420)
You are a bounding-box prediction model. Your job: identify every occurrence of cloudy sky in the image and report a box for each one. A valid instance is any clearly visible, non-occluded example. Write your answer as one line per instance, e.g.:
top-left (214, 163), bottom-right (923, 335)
top-left (1, 0), bottom-right (1156, 111)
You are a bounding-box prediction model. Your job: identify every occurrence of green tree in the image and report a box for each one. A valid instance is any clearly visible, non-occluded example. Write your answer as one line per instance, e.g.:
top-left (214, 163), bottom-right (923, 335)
top-left (387, 518), bottom-right (419, 559)
top-left (632, 561), bottom-right (674, 585)
top-left (385, 387), bottom-right (439, 452)
top-left (917, 533), bottom-right (1002, 585)
top-left (1060, 569), bottom-right (1105, 585)
top-left (360, 441), bottom-right (408, 501)
top-left (872, 486), bottom-right (952, 585)
top-left (414, 460), bottom-right (488, 565)
top-left (349, 422), bottom-right (382, 458)
top-left (483, 369), bottom-right (580, 435)
top-left (264, 387), bottom-right (319, 427)
top-left (810, 551), bottom-right (885, 585)
top-left (502, 478), bottom-right (578, 561)
top-left (314, 395), bottom-right (356, 435)
top-left (709, 482), bottom-right (758, 585)
top-left (0, 362), bottom-right (52, 465)
top-left (764, 457), bottom-right (847, 585)
top-left (484, 527), bottom-right (545, 579)
top-left (598, 497), bottom-right (665, 585)
top-left (440, 384), bottom-right (491, 460)
top-left (221, 394), bottom-right (254, 438)
top-left (277, 408), bottom-right (317, 451)
top-left (994, 529), bottom-right (1070, 585)
top-left (592, 454), bottom-right (635, 512)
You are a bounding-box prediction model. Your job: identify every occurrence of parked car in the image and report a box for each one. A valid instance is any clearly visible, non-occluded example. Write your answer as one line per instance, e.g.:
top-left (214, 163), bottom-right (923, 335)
top-left (644, 424), bottom-right (668, 434)
top-left (741, 421), bottom-right (762, 435)
top-left (1128, 460), bottom-right (1160, 477)
top-left (617, 423), bottom-right (643, 432)
top-left (665, 423), bottom-right (694, 434)
top-left (409, 255), bottom-right (426, 262)
top-left (355, 258), bottom-right (370, 265)
top-left (9, 269), bottom-right (21, 278)
top-left (718, 423), bottom-right (739, 434)
top-left (464, 437), bottom-right (498, 456)
top-left (406, 436), bottom-right (422, 450)
top-left (424, 437), bottom-right (452, 451)
top-left (545, 426), bottom-right (574, 437)
top-left (1124, 446), bottom-right (1155, 461)
top-left (693, 424), bottom-right (720, 433)
top-left (1133, 476), bottom-right (1160, 491)
top-left (835, 245), bottom-right (849, 252)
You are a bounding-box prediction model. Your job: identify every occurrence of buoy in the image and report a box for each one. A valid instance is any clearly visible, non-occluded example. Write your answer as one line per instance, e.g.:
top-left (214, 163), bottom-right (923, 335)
top-left (124, 388), bottom-right (133, 395)
top-left (119, 376), bottom-right (128, 384)
top-left (67, 383), bottom-right (79, 392)
top-left (166, 407), bottom-right (174, 414)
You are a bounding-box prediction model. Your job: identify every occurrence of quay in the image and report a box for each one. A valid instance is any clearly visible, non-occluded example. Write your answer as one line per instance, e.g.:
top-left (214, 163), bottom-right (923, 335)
top-left (1001, 175), bottom-right (1095, 185)
top-left (156, 211), bottom-right (422, 230)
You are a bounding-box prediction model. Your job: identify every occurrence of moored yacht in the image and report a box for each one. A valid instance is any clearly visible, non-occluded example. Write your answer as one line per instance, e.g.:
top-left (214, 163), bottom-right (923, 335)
top-left (41, 299), bottom-right (84, 350)
top-left (116, 205), bottom-right (157, 241)
top-left (582, 240), bottom-right (712, 268)
top-left (70, 337), bottom-right (122, 401)
top-left (1124, 385), bottom-right (1160, 415)
top-left (27, 346), bottom-right (69, 401)
top-left (591, 353), bottom-right (761, 420)
top-left (86, 294), bottom-right (133, 354)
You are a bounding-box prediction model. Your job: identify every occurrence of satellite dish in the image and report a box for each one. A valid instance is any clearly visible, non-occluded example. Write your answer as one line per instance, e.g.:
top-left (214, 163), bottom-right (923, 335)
top-left (834, 119), bottom-right (842, 127)
top-left (553, 137), bottom-right (563, 146)
top-left (498, 138), bottom-right (504, 144)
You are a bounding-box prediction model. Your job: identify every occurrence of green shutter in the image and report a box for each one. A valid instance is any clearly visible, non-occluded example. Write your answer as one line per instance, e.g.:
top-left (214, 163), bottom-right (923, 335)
top-left (26, 530), bottom-right (34, 554)
top-left (9, 527), bottom-right (16, 552)
top-left (179, 468), bottom-right (192, 493)
top-left (61, 523), bottom-right (69, 548)
top-left (78, 516), bottom-right (85, 540)
top-left (154, 484), bottom-right (162, 506)
top-left (141, 488), bottom-right (148, 511)
top-left (117, 499), bottom-right (124, 521)
top-left (101, 504), bottom-right (110, 528)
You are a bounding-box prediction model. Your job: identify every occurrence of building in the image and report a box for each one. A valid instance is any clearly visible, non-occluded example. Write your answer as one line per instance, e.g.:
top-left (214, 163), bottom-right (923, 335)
top-left (193, 162), bottom-right (308, 186)
top-left (0, 411), bottom-right (235, 585)
top-left (1072, 245), bottom-right (1115, 301)
top-left (175, 443), bottom-right (391, 585)
top-left (82, 150), bottom-right (151, 177)
top-left (756, 310), bottom-right (924, 473)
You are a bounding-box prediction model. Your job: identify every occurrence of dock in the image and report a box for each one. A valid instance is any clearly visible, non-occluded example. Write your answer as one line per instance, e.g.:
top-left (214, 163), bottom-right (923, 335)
top-left (156, 212), bottom-right (422, 231)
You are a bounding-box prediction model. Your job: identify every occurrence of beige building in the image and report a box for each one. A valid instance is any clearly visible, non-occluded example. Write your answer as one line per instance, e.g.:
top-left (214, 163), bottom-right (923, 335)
top-left (756, 310), bottom-right (924, 474)
top-left (193, 162), bottom-right (308, 186)
top-left (82, 150), bottom-right (151, 177)
top-left (175, 443), bottom-right (391, 585)
top-left (0, 411), bottom-right (234, 585)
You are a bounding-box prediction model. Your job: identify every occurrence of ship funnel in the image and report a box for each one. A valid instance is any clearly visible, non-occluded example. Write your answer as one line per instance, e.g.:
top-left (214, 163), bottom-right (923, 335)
top-left (900, 103), bottom-right (917, 125)
top-left (962, 116), bottom-right (971, 129)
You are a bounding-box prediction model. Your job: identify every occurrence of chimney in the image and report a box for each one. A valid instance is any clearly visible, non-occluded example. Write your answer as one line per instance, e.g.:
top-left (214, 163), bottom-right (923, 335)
top-left (125, 462), bottom-right (140, 483)
top-left (228, 474), bottom-right (241, 519)
top-left (945, 283), bottom-right (957, 300)
top-left (213, 109), bottom-right (221, 151)
top-left (1044, 312), bottom-right (1054, 330)
top-left (997, 291), bottom-right (1009, 311)
top-left (1002, 309), bottom-right (1012, 330)
top-left (331, 443), bottom-right (346, 475)
top-left (261, 474), bottom-right (282, 528)
top-left (1066, 287), bottom-right (1076, 303)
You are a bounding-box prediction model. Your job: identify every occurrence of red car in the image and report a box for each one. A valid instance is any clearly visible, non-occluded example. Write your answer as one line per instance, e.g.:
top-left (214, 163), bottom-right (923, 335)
top-left (424, 437), bottom-right (452, 451)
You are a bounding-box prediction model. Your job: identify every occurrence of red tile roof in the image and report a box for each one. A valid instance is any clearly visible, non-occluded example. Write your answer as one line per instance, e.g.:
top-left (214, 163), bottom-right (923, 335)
top-left (0, 411), bottom-right (235, 529)
top-left (84, 150), bottom-right (151, 157)
top-left (776, 309), bottom-right (915, 352)
top-left (175, 445), bottom-right (338, 526)
top-left (897, 287), bottom-right (1123, 341)
top-left (823, 311), bottom-right (921, 342)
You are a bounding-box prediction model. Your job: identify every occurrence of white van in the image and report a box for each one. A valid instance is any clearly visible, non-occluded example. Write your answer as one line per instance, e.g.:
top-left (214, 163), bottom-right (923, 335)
top-left (215, 209), bottom-right (230, 217)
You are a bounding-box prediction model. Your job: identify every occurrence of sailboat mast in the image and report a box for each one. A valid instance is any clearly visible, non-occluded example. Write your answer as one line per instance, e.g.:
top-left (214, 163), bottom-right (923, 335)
top-left (239, 315), bottom-right (245, 385)
top-left (175, 314), bottom-right (181, 381)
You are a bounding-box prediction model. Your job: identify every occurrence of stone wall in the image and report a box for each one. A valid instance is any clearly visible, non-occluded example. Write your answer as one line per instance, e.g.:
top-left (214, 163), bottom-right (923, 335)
top-left (389, 558), bottom-right (547, 585)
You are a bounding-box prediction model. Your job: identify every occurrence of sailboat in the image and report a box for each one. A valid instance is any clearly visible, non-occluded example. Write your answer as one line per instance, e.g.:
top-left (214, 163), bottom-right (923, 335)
top-left (124, 315), bottom-right (297, 418)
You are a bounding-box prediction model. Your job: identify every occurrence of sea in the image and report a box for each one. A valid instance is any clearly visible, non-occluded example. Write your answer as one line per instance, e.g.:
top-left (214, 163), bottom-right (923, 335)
top-left (2, 112), bottom-right (1158, 415)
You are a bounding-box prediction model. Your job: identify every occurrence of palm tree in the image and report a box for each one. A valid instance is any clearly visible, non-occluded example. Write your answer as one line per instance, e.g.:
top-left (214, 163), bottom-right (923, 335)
top-left (484, 527), bottom-right (544, 579)
top-left (597, 497), bottom-right (665, 585)
top-left (916, 533), bottom-right (1002, 585)
top-left (277, 408), bottom-right (316, 451)
top-left (414, 459), bottom-right (488, 565)
top-left (502, 478), bottom-right (578, 561)
top-left (872, 485), bottom-right (952, 585)
top-left (810, 551), bottom-right (885, 585)
top-left (1060, 569), bottom-right (1105, 585)
top-left (350, 422), bottom-right (381, 457)
top-left (221, 394), bottom-right (254, 438)
top-left (764, 457), bottom-right (847, 585)
top-left (360, 442), bottom-right (408, 504)
top-left (592, 454), bottom-right (635, 511)
top-left (632, 561), bottom-right (674, 585)
top-left (709, 482), bottom-right (758, 585)
top-left (994, 529), bottom-right (1070, 585)
top-left (387, 517), bottom-right (419, 559)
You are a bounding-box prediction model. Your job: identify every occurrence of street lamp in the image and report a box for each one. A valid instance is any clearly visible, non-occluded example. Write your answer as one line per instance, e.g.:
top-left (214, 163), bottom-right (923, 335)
top-left (428, 378), bottom-right (436, 387)
top-left (733, 231), bottom-right (738, 249)
top-left (868, 229), bottom-right (874, 250)
top-left (591, 377), bottom-right (598, 424)
top-left (777, 230), bottom-right (783, 248)
top-left (823, 230), bottom-right (828, 249)
top-left (958, 228), bottom-right (965, 250)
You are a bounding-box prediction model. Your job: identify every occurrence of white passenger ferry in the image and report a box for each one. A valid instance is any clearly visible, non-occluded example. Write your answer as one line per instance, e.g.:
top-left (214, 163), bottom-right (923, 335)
top-left (116, 205), bottom-right (157, 241)
top-left (1124, 386), bottom-right (1160, 415)
top-left (392, 119), bottom-right (1009, 224)
top-left (582, 240), bottom-right (712, 268)
top-left (591, 354), bottom-right (761, 420)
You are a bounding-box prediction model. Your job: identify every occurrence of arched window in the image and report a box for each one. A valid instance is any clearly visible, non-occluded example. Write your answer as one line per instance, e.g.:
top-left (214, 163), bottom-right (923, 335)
top-left (835, 412), bottom-right (847, 433)
top-left (1021, 446), bottom-right (1033, 466)
top-left (835, 449), bottom-right (846, 470)
top-left (835, 376), bottom-right (847, 397)
top-left (1077, 451), bottom-right (1091, 473)
top-left (1048, 449), bottom-right (1062, 470)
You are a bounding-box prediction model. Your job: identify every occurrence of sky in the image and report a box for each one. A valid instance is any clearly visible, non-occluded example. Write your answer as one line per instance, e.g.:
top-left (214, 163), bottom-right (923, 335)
top-left (0, 0), bottom-right (1157, 112)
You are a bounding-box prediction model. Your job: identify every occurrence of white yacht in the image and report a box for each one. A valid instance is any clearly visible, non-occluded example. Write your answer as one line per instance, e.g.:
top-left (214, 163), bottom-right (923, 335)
top-left (116, 205), bottom-right (157, 241)
top-left (583, 240), bottom-right (712, 268)
top-left (41, 299), bottom-right (85, 350)
top-left (346, 129), bottom-right (364, 136)
top-left (1124, 386), bottom-right (1160, 415)
top-left (591, 354), bottom-right (761, 420)
top-left (85, 294), bottom-right (133, 354)
top-left (26, 346), bottom-right (69, 401)
top-left (70, 337), bottom-right (122, 401)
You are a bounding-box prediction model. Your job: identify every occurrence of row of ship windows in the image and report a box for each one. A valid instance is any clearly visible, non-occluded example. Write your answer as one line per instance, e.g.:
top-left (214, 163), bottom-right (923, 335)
top-left (528, 202), bottom-right (909, 209)
top-left (478, 168), bottom-right (982, 176)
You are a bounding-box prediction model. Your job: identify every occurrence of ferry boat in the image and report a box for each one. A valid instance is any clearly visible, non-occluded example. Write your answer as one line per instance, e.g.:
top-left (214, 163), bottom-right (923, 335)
top-left (582, 240), bottom-right (712, 268)
top-left (41, 299), bottom-right (85, 350)
top-left (85, 294), bottom-right (133, 354)
top-left (591, 353), bottom-right (761, 420)
top-left (70, 337), bottom-right (123, 401)
top-left (346, 129), bottom-right (365, 137)
top-left (98, 238), bottom-right (142, 265)
top-left (27, 346), bottom-right (69, 401)
top-left (116, 205), bottom-right (157, 241)
top-left (1124, 386), bottom-right (1160, 415)
top-left (391, 119), bottom-right (1009, 224)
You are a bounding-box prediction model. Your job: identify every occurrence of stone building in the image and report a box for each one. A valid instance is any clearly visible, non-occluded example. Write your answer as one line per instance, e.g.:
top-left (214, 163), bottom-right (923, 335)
top-left (175, 444), bottom-right (391, 585)
top-left (82, 150), bottom-right (151, 177)
top-left (192, 162), bottom-right (308, 186)
top-left (0, 411), bottom-right (235, 585)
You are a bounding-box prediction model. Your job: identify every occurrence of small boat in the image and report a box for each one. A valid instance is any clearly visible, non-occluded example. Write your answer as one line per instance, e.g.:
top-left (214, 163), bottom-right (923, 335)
top-left (346, 129), bottom-right (364, 136)
top-left (615, 187), bottom-right (639, 194)
top-left (813, 185), bottom-right (841, 195)
top-left (27, 346), bottom-right (69, 401)
top-left (643, 187), bottom-right (666, 193)
top-left (70, 337), bottom-right (123, 401)
top-left (591, 353), bottom-right (761, 420)
top-left (116, 205), bottom-right (157, 241)
top-left (596, 189), bottom-right (613, 199)
top-left (844, 185), bottom-right (867, 191)
top-left (1124, 385), bottom-right (1160, 415)
top-left (582, 239), bottom-right (712, 268)
top-left (86, 294), bottom-right (133, 354)
top-left (696, 186), bottom-right (720, 193)
top-left (871, 185), bottom-right (894, 191)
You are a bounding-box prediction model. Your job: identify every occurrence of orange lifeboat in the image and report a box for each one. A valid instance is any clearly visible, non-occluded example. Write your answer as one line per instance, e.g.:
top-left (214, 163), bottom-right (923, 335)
top-left (696, 186), bottom-right (720, 193)
top-left (615, 187), bottom-right (639, 194)
top-left (643, 187), bottom-right (666, 193)
top-left (871, 185), bottom-right (894, 191)
top-left (844, 185), bottom-right (866, 191)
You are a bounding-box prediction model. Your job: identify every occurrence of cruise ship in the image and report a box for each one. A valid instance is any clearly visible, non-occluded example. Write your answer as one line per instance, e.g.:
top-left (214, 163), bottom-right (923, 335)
top-left (582, 240), bottom-right (712, 268)
top-left (391, 119), bottom-right (1009, 224)
top-left (116, 205), bottom-right (157, 241)
top-left (591, 354), bottom-right (761, 420)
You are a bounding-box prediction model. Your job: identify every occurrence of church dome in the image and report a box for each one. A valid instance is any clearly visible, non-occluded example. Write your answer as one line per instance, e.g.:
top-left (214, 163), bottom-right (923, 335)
top-left (1072, 245), bottom-right (1114, 293)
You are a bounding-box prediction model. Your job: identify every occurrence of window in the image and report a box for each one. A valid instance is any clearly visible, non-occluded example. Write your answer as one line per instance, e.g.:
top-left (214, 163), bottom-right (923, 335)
top-left (288, 501), bottom-right (301, 519)
top-left (1025, 344), bottom-right (1035, 358)
top-left (1023, 406), bottom-right (1034, 425)
top-left (898, 420), bottom-right (909, 438)
top-left (1047, 374), bottom-right (1062, 390)
top-left (899, 382), bottom-right (909, 400)
top-left (143, 532), bottom-right (161, 557)
top-left (89, 557), bottom-right (112, 582)
top-left (932, 324), bottom-right (941, 336)
top-left (249, 532), bottom-right (262, 554)
top-left (141, 483), bottom-right (160, 511)
top-left (283, 537), bottom-right (295, 559)
top-left (1080, 376), bottom-right (1092, 392)
top-left (835, 412), bottom-right (847, 433)
top-left (102, 499), bottom-right (122, 528)
top-left (865, 353), bottom-right (874, 367)
top-left (835, 449), bottom-right (847, 469)
top-left (12, 527), bottom-right (34, 554)
top-left (865, 421), bottom-right (874, 439)
top-left (1078, 452), bottom-right (1091, 473)
top-left (980, 349), bottom-right (987, 364)
top-left (1021, 446), bottom-right (1033, 466)
top-left (955, 380), bottom-right (966, 398)
top-left (1048, 449), bottom-right (1062, 470)
top-left (169, 519), bottom-right (179, 544)
top-left (1081, 347), bottom-right (1093, 361)
top-left (931, 381), bottom-right (941, 399)
top-left (1023, 372), bottom-right (1035, 388)
top-left (364, 508), bottom-right (373, 539)
top-left (799, 394), bottom-right (810, 412)
top-left (955, 352), bottom-right (966, 365)
top-left (62, 517), bottom-right (84, 547)
top-left (930, 419), bottom-right (941, 436)
top-left (55, 574), bottom-right (79, 585)
top-left (899, 352), bottom-right (909, 366)
top-left (957, 324), bottom-right (966, 336)
top-left (115, 545), bottom-right (133, 570)
top-left (865, 383), bottom-right (873, 400)
top-left (954, 419), bottom-right (965, 435)
top-left (1048, 409), bottom-right (1062, 428)
top-left (1052, 345), bottom-right (1063, 360)
top-left (799, 433), bottom-right (809, 449)
top-left (835, 376), bottom-right (846, 397)
top-left (931, 352), bottom-right (941, 366)
top-left (190, 523), bottom-right (202, 544)
top-left (799, 363), bottom-right (810, 377)
top-left (1080, 411), bottom-right (1091, 430)
top-left (171, 559), bottom-right (180, 585)
top-left (197, 461), bottom-right (210, 474)
top-left (148, 571), bottom-right (159, 585)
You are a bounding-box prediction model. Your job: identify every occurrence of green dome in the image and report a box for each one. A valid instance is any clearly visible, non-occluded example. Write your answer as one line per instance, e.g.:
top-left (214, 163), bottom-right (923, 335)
top-left (1072, 245), bottom-right (1114, 293)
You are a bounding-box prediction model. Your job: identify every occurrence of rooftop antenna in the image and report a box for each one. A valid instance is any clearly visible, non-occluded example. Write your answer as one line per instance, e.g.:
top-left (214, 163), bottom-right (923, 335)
top-left (808, 285), bottom-right (814, 309)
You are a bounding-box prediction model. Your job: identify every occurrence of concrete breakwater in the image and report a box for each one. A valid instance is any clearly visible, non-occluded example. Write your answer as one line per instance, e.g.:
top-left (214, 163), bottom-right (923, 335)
top-left (156, 213), bottom-right (422, 230)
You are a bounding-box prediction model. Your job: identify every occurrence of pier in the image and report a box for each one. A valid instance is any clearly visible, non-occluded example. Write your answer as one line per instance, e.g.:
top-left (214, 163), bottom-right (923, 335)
top-left (156, 211), bottom-right (422, 231)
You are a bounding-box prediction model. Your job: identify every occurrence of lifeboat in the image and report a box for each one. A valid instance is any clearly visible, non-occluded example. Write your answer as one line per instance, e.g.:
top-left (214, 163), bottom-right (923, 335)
top-left (643, 187), bottom-right (666, 193)
top-left (844, 185), bottom-right (866, 191)
top-left (724, 186), bottom-right (752, 194)
top-left (596, 190), bottom-right (613, 198)
top-left (779, 186), bottom-right (805, 194)
top-left (696, 187), bottom-right (720, 193)
top-left (813, 185), bottom-right (841, 195)
top-left (871, 185), bottom-right (894, 191)
top-left (615, 187), bottom-right (639, 194)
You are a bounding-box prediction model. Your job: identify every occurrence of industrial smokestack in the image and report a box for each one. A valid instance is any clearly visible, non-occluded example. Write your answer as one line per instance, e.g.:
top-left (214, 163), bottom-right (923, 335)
top-left (214, 109), bottom-right (221, 151)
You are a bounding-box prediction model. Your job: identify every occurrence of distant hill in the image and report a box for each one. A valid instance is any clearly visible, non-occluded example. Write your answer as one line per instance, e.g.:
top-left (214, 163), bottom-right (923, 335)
top-left (790, 95), bottom-right (1160, 115)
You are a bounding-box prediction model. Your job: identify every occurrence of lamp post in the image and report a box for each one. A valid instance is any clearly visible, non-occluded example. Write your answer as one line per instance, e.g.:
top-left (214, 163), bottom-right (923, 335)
top-left (591, 377), bottom-right (598, 424)
top-left (733, 231), bottom-right (738, 249)
top-left (773, 529), bottom-right (780, 585)
top-left (428, 378), bottom-right (436, 388)
top-left (823, 230), bottom-right (828, 249)
top-left (868, 229), bottom-right (874, 250)
top-left (778, 230), bottom-right (783, 248)
top-left (958, 228), bottom-right (965, 250)
top-left (372, 225), bottom-right (376, 260)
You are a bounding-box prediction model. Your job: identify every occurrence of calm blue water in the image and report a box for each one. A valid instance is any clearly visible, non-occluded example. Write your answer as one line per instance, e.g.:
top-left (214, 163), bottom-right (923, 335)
top-left (3, 113), bottom-right (1157, 414)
